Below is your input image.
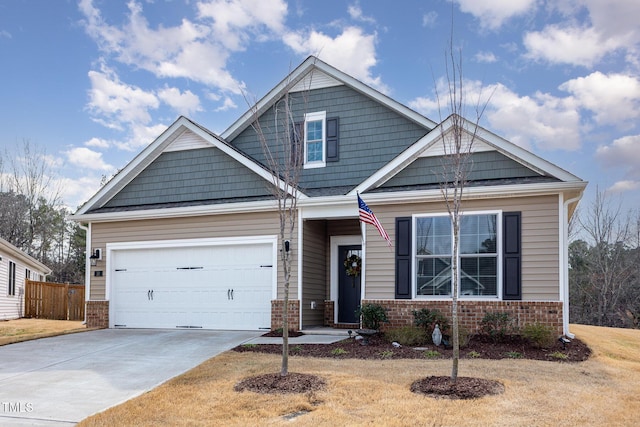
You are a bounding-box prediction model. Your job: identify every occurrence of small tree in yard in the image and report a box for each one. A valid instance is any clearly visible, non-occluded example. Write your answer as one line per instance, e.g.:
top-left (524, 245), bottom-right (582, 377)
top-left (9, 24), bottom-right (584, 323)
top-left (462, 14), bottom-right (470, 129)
top-left (433, 45), bottom-right (489, 382)
top-left (247, 87), bottom-right (304, 377)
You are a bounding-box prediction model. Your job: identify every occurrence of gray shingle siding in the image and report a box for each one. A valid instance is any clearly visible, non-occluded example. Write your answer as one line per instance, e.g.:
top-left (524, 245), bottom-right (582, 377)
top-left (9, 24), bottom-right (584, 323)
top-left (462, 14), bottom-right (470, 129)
top-left (231, 85), bottom-right (430, 195)
top-left (104, 147), bottom-right (271, 208)
top-left (382, 151), bottom-right (545, 188)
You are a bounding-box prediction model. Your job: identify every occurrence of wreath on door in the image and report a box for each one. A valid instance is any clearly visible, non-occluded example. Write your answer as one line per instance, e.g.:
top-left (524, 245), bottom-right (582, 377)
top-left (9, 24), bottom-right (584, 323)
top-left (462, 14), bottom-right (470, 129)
top-left (344, 254), bottom-right (362, 285)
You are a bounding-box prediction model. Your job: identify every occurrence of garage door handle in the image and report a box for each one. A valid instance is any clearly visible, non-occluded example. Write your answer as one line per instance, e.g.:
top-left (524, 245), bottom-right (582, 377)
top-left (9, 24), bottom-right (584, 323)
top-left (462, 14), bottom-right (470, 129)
top-left (148, 290), bottom-right (151, 300)
top-left (227, 289), bottom-right (230, 300)
top-left (150, 290), bottom-right (154, 300)
top-left (231, 289), bottom-right (234, 300)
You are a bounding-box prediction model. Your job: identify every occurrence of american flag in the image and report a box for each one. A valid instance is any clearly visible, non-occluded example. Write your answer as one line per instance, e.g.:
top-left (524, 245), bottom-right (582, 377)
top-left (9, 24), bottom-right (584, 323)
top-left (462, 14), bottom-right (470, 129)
top-left (358, 194), bottom-right (392, 247)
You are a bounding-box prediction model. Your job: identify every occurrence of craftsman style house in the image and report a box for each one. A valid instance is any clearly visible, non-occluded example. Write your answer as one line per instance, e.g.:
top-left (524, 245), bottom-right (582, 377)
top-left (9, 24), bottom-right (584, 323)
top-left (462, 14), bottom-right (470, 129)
top-left (71, 57), bottom-right (586, 336)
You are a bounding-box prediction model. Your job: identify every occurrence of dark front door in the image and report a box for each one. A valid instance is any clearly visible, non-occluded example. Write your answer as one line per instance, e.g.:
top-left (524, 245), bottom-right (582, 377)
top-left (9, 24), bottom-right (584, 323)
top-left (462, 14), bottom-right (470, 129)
top-left (338, 245), bottom-right (362, 323)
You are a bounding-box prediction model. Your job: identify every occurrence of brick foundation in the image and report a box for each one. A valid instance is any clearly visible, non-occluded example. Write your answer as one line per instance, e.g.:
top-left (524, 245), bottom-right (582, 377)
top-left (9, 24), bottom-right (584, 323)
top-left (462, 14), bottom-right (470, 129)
top-left (271, 299), bottom-right (301, 332)
top-left (86, 300), bottom-right (109, 329)
top-left (363, 300), bottom-right (564, 336)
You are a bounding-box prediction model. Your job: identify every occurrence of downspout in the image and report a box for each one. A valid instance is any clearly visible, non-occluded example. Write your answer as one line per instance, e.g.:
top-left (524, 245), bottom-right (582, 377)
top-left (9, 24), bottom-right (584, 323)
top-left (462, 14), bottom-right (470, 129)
top-left (78, 223), bottom-right (91, 325)
top-left (561, 193), bottom-right (583, 339)
top-left (297, 211), bottom-right (303, 331)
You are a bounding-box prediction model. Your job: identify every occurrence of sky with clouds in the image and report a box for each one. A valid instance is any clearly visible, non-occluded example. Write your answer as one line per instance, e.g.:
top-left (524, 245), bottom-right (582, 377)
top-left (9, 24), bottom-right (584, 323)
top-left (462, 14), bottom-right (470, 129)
top-left (1, 0), bottom-right (639, 215)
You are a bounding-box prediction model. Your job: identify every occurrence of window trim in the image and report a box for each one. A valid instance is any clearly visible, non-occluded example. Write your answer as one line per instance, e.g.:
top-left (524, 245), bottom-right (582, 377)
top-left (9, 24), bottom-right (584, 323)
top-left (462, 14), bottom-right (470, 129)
top-left (412, 210), bottom-right (503, 300)
top-left (8, 260), bottom-right (16, 297)
top-left (303, 111), bottom-right (326, 169)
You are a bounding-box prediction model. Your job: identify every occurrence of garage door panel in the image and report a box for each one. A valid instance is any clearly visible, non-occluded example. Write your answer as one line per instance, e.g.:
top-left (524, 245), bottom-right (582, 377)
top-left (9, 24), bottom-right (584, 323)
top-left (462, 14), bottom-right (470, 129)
top-left (111, 241), bottom-right (273, 330)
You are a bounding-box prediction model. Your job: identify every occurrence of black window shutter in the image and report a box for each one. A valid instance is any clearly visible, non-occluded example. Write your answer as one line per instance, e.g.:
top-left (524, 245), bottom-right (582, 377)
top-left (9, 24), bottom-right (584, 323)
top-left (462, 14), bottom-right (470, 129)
top-left (503, 211), bottom-right (522, 300)
top-left (326, 117), bottom-right (339, 162)
top-left (395, 217), bottom-right (412, 299)
top-left (290, 121), bottom-right (303, 167)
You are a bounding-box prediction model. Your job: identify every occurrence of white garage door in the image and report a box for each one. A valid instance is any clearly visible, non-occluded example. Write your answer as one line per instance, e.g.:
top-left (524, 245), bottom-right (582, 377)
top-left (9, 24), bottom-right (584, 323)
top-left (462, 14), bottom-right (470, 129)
top-left (110, 242), bottom-right (274, 330)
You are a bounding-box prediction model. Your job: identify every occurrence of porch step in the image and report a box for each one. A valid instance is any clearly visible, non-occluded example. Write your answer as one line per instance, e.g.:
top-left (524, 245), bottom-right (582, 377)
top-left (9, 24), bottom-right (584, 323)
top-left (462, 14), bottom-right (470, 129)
top-left (301, 327), bottom-right (351, 336)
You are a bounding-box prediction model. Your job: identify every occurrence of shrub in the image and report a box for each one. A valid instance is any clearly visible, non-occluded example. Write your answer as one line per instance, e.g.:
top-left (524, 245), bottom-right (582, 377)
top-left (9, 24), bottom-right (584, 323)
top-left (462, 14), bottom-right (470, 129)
top-left (467, 351), bottom-right (481, 359)
top-left (356, 303), bottom-right (389, 330)
top-left (331, 348), bottom-right (348, 356)
top-left (412, 308), bottom-right (449, 334)
top-left (549, 351), bottom-right (568, 360)
top-left (522, 323), bottom-right (556, 349)
top-left (384, 325), bottom-right (427, 346)
top-left (481, 312), bottom-right (516, 342)
top-left (423, 350), bottom-right (441, 359)
top-left (379, 350), bottom-right (394, 359)
top-left (506, 351), bottom-right (523, 359)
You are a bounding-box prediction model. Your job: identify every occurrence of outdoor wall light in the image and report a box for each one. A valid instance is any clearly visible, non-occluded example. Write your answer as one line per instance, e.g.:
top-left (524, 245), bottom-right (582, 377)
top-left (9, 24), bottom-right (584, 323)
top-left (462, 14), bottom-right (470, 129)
top-left (89, 249), bottom-right (101, 267)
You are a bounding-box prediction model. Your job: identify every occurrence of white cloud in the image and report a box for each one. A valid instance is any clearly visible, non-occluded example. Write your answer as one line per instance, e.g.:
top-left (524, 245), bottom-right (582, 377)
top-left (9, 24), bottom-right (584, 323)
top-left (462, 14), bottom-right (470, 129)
top-left (348, 2), bottom-right (376, 24)
top-left (66, 147), bottom-right (114, 171)
top-left (596, 134), bottom-right (640, 178)
top-left (422, 11), bottom-right (438, 28)
top-left (58, 175), bottom-right (105, 210)
top-left (114, 122), bottom-right (169, 152)
top-left (214, 96), bottom-right (238, 112)
top-left (79, 0), bottom-right (253, 93)
top-left (560, 72), bottom-right (640, 128)
top-left (524, 25), bottom-right (627, 67)
top-left (157, 86), bottom-right (202, 116)
top-left (475, 51), bottom-right (497, 63)
top-left (283, 26), bottom-right (388, 93)
top-left (87, 63), bottom-right (159, 129)
top-left (608, 180), bottom-right (640, 193)
top-left (409, 78), bottom-right (582, 151)
top-left (455, 0), bottom-right (537, 30)
top-left (0, 30), bottom-right (11, 39)
top-left (85, 137), bottom-right (111, 149)
top-left (197, 0), bottom-right (288, 50)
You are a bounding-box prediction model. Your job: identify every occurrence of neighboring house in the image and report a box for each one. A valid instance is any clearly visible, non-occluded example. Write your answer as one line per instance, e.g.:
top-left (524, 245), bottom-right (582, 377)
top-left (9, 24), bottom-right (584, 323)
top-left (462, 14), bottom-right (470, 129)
top-left (71, 56), bottom-right (586, 336)
top-left (0, 237), bottom-right (51, 320)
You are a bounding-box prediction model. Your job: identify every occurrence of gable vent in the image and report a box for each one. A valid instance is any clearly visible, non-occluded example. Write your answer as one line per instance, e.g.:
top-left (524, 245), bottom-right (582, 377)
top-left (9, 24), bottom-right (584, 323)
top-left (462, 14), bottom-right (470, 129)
top-left (164, 129), bottom-right (213, 153)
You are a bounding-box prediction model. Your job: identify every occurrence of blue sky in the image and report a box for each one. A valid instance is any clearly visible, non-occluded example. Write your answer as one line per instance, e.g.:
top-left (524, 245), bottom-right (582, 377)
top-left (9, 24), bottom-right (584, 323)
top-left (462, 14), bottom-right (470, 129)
top-left (1, 0), bottom-right (639, 215)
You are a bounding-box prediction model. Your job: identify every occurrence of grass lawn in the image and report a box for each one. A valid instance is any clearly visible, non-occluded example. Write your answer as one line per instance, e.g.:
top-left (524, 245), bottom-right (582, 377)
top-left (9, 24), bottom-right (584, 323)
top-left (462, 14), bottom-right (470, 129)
top-left (0, 318), bottom-right (87, 346)
top-left (78, 324), bottom-right (640, 427)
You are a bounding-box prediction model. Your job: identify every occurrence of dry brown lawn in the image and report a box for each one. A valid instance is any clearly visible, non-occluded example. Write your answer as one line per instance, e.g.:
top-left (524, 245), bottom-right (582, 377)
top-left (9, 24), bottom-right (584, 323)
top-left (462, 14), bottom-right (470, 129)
top-left (0, 318), bottom-right (86, 346)
top-left (77, 324), bottom-right (640, 427)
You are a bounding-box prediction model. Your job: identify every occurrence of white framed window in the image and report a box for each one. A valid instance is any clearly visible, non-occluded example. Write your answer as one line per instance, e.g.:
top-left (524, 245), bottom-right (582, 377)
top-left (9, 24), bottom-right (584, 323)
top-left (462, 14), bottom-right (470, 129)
top-left (413, 212), bottom-right (501, 299)
top-left (304, 111), bottom-right (326, 168)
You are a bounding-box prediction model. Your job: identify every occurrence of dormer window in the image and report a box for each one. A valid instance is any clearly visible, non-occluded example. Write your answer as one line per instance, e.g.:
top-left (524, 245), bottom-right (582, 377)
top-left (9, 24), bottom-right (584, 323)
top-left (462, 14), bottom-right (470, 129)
top-left (304, 111), bottom-right (326, 168)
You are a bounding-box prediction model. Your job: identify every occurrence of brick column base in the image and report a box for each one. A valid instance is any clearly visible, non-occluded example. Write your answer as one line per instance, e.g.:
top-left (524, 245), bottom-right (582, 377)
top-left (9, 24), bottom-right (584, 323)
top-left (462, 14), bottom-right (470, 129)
top-left (271, 300), bottom-right (300, 332)
top-left (86, 300), bottom-right (109, 329)
top-left (324, 300), bottom-right (335, 327)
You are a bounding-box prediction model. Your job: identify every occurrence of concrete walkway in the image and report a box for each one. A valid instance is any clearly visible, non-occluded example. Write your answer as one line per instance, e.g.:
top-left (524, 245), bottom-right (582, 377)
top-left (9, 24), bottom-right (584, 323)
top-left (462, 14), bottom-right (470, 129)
top-left (0, 329), bottom-right (261, 427)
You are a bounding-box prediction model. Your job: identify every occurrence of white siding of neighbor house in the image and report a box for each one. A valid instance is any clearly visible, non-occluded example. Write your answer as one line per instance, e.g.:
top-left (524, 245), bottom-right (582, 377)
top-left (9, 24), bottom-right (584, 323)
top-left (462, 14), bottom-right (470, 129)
top-left (362, 194), bottom-right (561, 301)
top-left (0, 252), bottom-right (38, 320)
top-left (89, 211), bottom-right (294, 301)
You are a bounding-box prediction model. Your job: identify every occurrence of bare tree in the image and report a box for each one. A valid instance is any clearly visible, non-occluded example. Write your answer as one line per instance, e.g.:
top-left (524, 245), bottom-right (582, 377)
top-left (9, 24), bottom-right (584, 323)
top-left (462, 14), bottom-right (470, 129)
top-left (574, 189), bottom-right (637, 326)
top-left (246, 84), bottom-right (306, 376)
top-left (433, 45), bottom-right (489, 381)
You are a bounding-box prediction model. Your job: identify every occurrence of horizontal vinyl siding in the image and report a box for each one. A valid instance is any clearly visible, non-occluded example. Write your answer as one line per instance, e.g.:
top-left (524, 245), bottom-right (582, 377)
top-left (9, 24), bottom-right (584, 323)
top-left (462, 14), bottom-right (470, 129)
top-left (0, 254), bottom-right (27, 320)
top-left (302, 220), bottom-right (326, 326)
top-left (362, 195), bottom-right (560, 301)
top-left (89, 211), bottom-right (296, 301)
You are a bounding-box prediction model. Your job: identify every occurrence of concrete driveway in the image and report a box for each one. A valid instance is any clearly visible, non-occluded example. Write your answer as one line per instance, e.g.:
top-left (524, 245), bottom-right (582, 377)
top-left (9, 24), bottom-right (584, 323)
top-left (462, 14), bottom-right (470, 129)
top-left (0, 328), bottom-right (261, 426)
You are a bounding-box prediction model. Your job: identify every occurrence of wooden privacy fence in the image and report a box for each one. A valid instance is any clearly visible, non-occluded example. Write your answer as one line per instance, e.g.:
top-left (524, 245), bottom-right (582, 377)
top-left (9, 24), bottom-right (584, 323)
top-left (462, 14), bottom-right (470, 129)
top-left (24, 280), bottom-right (85, 321)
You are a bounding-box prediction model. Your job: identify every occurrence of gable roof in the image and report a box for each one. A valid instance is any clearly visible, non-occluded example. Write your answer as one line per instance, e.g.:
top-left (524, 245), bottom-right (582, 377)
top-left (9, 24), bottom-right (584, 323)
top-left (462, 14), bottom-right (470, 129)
top-left (353, 114), bottom-right (585, 196)
top-left (73, 116), bottom-right (305, 217)
top-left (0, 237), bottom-right (51, 275)
top-left (221, 56), bottom-right (438, 142)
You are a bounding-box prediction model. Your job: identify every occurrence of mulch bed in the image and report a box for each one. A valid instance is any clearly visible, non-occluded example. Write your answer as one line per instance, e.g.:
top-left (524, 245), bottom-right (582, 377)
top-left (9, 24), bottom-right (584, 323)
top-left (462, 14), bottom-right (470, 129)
top-left (234, 372), bottom-right (326, 394)
top-left (234, 333), bottom-right (591, 362)
top-left (232, 332), bottom-right (591, 399)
